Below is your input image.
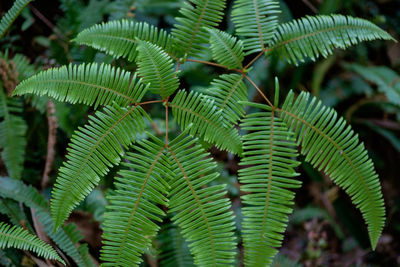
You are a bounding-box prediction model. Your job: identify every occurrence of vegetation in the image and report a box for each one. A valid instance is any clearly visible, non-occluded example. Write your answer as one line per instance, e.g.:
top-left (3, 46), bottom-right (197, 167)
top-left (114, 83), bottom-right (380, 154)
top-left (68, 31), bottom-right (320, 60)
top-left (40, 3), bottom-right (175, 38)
top-left (0, 0), bottom-right (399, 266)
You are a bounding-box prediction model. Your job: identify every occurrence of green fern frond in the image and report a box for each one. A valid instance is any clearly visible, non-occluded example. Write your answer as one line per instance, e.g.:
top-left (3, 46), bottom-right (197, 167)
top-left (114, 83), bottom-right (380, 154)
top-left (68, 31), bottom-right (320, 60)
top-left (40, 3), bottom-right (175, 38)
top-left (0, 0), bottom-right (33, 39)
top-left (158, 223), bottom-right (195, 267)
top-left (207, 28), bottom-right (244, 69)
top-left (170, 90), bottom-right (243, 154)
top-left (166, 132), bottom-right (237, 267)
top-left (267, 15), bottom-right (394, 65)
top-left (172, 0), bottom-right (226, 57)
top-left (345, 64), bottom-right (400, 106)
top-left (0, 177), bottom-right (97, 267)
top-left (73, 20), bottom-right (176, 61)
top-left (204, 74), bottom-right (247, 124)
top-left (231, 0), bottom-right (281, 54)
top-left (0, 222), bottom-right (64, 264)
top-left (0, 90), bottom-right (27, 180)
top-left (279, 91), bottom-right (385, 249)
top-left (101, 135), bottom-right (170, 266)
top-left (35, 211), bottom-right (96, 267)
top-left (13, 63), bottom-right (147, 109)
top-left (0, 199), bottom-right (33, 233)
top-left (51, 103), bottom-right (148, 230)
top-left (9, 54), bottom-right (36, 81)
top-left (239, 102), bottom-right (301, 266)
top-left (137, 41), bottom-right (180, 99)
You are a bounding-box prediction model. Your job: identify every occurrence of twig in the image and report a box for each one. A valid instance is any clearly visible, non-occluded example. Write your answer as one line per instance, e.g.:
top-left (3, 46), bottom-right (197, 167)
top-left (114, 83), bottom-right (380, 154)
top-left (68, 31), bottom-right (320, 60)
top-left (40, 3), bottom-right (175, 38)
top-left (243, 74), bottom-right (274, 108)
top-left (41, 101), bottom-right (58, 189)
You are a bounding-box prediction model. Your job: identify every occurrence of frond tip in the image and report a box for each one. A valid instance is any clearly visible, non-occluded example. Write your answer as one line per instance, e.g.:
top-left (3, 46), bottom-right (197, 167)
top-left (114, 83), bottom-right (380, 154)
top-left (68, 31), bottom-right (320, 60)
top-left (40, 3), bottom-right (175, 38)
top-left (0, 222), bottom-right (65, 264)
top-left (279, 91), bottom-right (385, 249)
top-left (239, 103), bottom-right (301, 266)
top-left (268, 14), bottom-right (395, 65)
top-left (0, 0), bottom-right (33, 39)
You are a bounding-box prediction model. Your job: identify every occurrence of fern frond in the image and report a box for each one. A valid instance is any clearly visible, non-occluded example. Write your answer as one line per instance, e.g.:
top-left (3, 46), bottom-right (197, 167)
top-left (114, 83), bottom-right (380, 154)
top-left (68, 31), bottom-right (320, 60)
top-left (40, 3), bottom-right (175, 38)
top-left (345, 64), bottom-right (400, 106)
top-left (267, 15), bottom-right (394, 65)
top-left (73, 20), bottom-right (176, 61)
top-left (0, 90), bottom-right (27, 179)
top-left (158, 223), bottom-right (195, 267)
top-left (13, 63), bottom-right (147, 109)
top-left (170, 90), bottom-right (243, 154)
top-left (207, 28), bottom-right (244, 69)
top-left (172, 0), bottom-right (226, 57)
top-left (279, 91), bottom-right (385, 249)
top-left (204, 74), bottom-right (247, 124)
top-left (0, 0), bottom-right (33, 39)
top-left (137, 41), bottom-right (180, 99)
top-left (35, 211), bottom-right (96, 267)
top-left (231, 0), bottom-right (281, 54)
top-left (166, 132), bottom-right (237, 266)
top-left (239, 102), bottom-right (300, 266)
top-left (0, 222), bottom-right (64, 264)
top-left (51, 103), bottom-right (148, 230)
top-left (0, 177), bottom-right (97, 267)
top-left (101, 135), bottom-right (170, 267)
top-left (0, 199), bottom-right (32, 232)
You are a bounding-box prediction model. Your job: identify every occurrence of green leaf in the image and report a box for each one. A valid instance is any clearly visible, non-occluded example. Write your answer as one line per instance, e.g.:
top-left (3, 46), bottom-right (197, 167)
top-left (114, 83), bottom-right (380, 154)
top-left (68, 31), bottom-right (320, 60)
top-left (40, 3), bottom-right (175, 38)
top-left (0, 222), bottom-right (64, 264)
top-left (166, 131), bottom-right (237, 266)
top-left (279, 91), bottom-right (385, 249)
top-left (345, 64), bottom-right (400, 106)
top-left (137, 40), bottom-right (180, 98)
top-left (172, 0), bottom-right (226, 57)
top-left (0, 0), bottom-right (33, 39)
top-left (51, 103), bottom-right (148, 230)
top-left (0, 90), bottom-right (27, 180)
top-left (73, 19), bottom-right (176, 61)
top-left (170, 90), bottom-right (243, 154)
top-left (101, 135), bottom-right (170, 266)
top-left (239, 103), bottom-right (300, 266)
top-left (231, 0), bottom-right (281, 54)
top-left (267, 15), bottom-right (394, 65)
top-left (0, 177), bottom-right (96, 267)
top-left (204, 73), bottom-right (247, 124)
top-left (207, 28), bottom-right (244, 69)
top-left (13, 63), bottom-right (147, 109)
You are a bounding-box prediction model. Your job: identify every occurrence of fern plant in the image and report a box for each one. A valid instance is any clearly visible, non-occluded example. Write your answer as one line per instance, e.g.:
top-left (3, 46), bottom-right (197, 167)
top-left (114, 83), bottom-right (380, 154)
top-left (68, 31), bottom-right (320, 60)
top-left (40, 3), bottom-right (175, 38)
top-left (11, 0), bottom-right (394, 266)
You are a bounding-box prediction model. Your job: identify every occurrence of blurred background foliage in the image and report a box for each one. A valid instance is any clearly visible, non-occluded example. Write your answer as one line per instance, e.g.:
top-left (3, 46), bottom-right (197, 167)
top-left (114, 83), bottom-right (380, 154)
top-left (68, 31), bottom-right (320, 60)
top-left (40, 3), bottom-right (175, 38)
top-left (0, 0), bottom-right (399, 266)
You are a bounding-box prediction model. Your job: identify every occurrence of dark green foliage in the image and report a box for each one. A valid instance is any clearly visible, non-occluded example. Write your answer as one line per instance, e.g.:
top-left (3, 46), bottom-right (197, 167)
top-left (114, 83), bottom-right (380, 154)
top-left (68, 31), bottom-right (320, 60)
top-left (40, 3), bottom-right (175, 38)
top-left (0, 0), bottom-right (33, 38)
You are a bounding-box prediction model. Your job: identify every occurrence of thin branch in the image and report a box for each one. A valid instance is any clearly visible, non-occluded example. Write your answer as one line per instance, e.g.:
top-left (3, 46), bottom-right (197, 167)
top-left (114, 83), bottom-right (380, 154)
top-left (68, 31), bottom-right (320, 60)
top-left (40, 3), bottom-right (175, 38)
top-left (243, 74), bottom-right (274, 108)
top-left (244, 49), bottom-right (265, 70)
top-left (186, 58), bottom-right (229, 69)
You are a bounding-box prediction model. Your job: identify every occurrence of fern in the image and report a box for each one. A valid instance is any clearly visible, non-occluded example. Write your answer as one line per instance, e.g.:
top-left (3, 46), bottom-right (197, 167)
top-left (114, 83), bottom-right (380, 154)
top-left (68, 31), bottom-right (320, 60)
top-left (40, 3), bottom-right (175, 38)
top-left (50, 103), bottom-right (148, 230)
top-left (137, 40), bottom-right (180, 99)
top-left (0, 0), bottom-right (33, 39)
top-left (239, 102), bottom-right (301, 266)
top-left (13, 63), bottom-right (147, 109)
top-left (267, 15), bottom-right (394, 65)
top-left (170, 90), bottom-right (243, 154)
top-left (172, 0), bottom-right (226, 57)
top-left (345, 63), bottom-right (400, 106)
top-left (204, 73), bottom-right (247, 124)
top-left (73, 20), bottom-right (176, 61)
top-left (0, 222), bottom-right (64, 264)
top-left (101, 135), bottom-right (170, 266)
top-left (207, 29), bottom-right (244, 70)
top-left (166, 131), bottom-right (236, 266)
top-left (279, 91), bottom-right (385, 249)
top-left (0, 90), bottom-right (27, 180)
top-left (0, 177), bottom-right (96, 267)
top-left (231, 0), bottom-right (280, 54)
